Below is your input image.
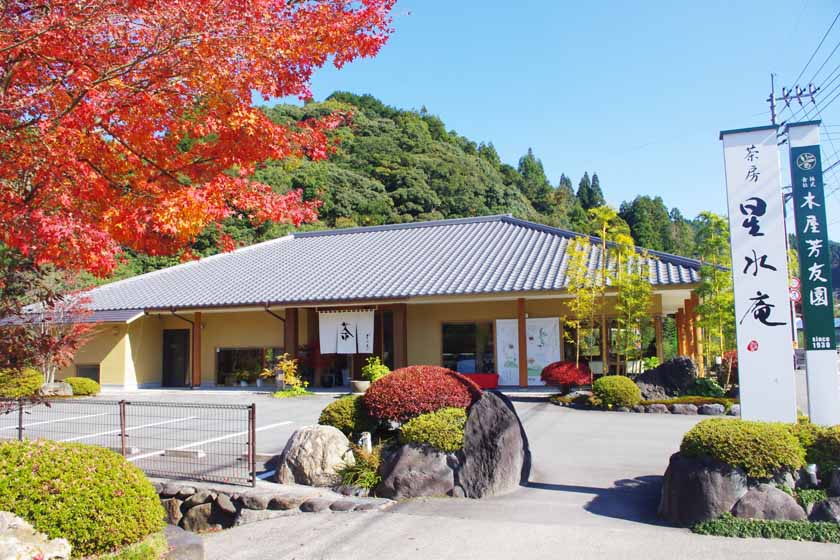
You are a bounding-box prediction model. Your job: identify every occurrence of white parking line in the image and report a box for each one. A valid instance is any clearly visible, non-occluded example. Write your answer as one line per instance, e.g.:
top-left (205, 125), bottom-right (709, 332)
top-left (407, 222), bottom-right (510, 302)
top-left (128, 421), bottom-right (292, 462)
top-left (0, 412), bottom-right (110, 431)
top-left (61, 416), bottom-right (197, 442)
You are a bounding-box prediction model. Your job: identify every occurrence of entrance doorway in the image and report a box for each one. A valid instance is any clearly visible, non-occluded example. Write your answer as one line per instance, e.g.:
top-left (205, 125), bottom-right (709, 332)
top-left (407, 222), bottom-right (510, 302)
top-left (162, 329), bottom-right (190, 387)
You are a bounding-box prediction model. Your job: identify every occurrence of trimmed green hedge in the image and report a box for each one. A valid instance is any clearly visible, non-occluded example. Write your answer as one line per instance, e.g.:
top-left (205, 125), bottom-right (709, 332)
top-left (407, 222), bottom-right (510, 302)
top-left (593, 375), bottom-right (641, 408)
top-left (693, 513), bottom-right (840, 543)
top-left (0, 440), bottom-right (165, 556)
top-left (319, 395), bottom-right (377, 437)
top-left (64, 376), bottom-right (101, 396)
top-left (681, 419), bottom-right (805, 479)
top-left (0, 367), bottom-right (42, 398)
top-left (399, 407), bottom-right (467, 452)
top-left (641, 396), bottom-right (737, 410)
top-left (807, 425), bottom-right (840, 475)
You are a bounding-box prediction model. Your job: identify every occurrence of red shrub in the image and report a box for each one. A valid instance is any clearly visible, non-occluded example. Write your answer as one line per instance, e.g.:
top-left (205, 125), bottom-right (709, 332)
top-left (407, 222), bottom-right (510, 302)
top-left (363, 365), bottom-right (483, 423)
top-left (540, 361), bottom-right (591, 389)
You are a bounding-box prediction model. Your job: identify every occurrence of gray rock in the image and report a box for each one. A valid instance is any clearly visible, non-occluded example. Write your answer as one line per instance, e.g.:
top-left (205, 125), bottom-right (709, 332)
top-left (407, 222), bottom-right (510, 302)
top-left (234, 509), bottom-right (286, 526)
top-left (448, 485), bottom-right (466, 498)
top-left (797, 466), bottom-right (819, 490)
top-left (0, 511), bottom-right (71, 560)
top-left (669, 403), bottom-right (698, 415)
top-left (162, 482), bottom-right (182, 497)
top-left (727, 404), bottom-right (741, 416)
top-left (828, 469), bottom-right (840, 497)
top-left (635, 357), bottom-right (697, 400)
top-left (375, 443), bottom-right (455, 499)
top-left (658, 453), bottom-right (748, 526)
top-left (353, 501), bottom-right (381, 511)
top-left (458, 391), bottom-right (530, 498)
top-left (268, 495), bottom-right (303, 510)
top-left (731, 484), bottom-right (806, 521)
top-left (152, 481), bottom-right (164, 494)
top-left (164, 524), bottom-right (206, 560)
top-left (161, 498), bottom-right (184, 525)
top-left (631, 405), bottom-right (645, 413)
top-left (770, 471), bottom-right (796, 491)
top-left (329, 500), bottom-right (357, 511)
top-left (336, 485), bottom-right (370, 497)
top-left (698, 403), bottom-right (725, 416)
top-left (299, 498), bottom-right (333, 512)
top-left (239, 494), bottom-right (269, 510)
top-left (810, 497), bottom-right (840, 523)
top-left (175, 486), bottom-right (197, 499)
top-left (645, 404), bottom-right (670, 414)
top-left (275, 425), bottom-right (355, 487)
top-left (181, 503), bottom-right (219, 533)
top-left (39, 382), bottom-right (73, 397)
top-left (183, 490), bottom-right (214, 508)
top-left (215, 493), bottom-right (237, 515)
top-left (614, 406), bottom-right (631, 413)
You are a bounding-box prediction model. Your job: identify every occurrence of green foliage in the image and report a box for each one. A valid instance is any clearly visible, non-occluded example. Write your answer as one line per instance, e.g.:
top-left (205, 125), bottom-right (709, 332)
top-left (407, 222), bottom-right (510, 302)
top-left (336, 444), bottom-right (382, 490)
top-left (592, 375), bottom-right (641, 408)
top-left (399, 407), bottom-right (467, 452)
top-left (797, 489), bottom-right (829, 510)
top-left (0, 367), bottom-right (42, 398)
top-left (681, 419), bottom-right (805, 479)
top-left (361, 356), bottom-right (390, 382)
top-left (807, 425), bottom-right (840, 475)
top-left (619, 195), bottom-right (676, 252)
top-left (563, 237), bottom-right (602, 367)
top-left (99, 531), bottom-right (168, 560)
top-left (0, 440), bottom-right (165, 556)
top-left (272, 386), bottom-right (313, 398)
top-left (688, 377), bottom-right (725, 397)
top-left (692, 513), bottom-right (840, 543)
top-left (64, 376), bottom-right (101, 396)
top-left (641, 356), bottom-right (660, 370)
top-left (318, 395), bottom-right (376, 437)
top-left (640, 396), bottom-right (736, 410)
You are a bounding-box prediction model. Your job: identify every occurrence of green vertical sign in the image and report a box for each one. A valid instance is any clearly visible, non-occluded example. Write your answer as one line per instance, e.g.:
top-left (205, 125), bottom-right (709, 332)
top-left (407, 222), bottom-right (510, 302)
top-left (790, 140), bottom-right (836, 350)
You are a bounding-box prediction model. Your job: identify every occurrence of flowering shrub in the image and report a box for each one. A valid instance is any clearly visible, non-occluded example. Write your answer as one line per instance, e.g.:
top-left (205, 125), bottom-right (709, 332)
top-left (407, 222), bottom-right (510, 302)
top-left (540, 361), bottom-right (590, 389)
top-left (363, 365), bottom-right (482, 423)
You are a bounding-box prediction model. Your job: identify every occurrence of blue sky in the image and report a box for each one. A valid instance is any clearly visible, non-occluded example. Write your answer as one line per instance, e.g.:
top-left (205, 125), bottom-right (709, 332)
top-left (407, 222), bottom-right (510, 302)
top-left (271, 0), bottom-right (840, 234)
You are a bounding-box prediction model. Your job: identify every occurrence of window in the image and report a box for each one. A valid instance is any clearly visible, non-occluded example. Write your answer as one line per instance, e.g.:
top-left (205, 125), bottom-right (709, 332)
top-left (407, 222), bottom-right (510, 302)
top-left (75, 364), bottom-right (100, 382)
top-left (442, 322), bottom-right (495, 373)
top-left (216, 347), bottom-right (282, 384)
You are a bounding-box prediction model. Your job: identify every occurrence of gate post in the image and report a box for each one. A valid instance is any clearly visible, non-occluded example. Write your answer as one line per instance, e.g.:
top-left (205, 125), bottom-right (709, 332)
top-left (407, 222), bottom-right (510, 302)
top-left (248, 404), bottom-right (256, 487)
top-left (119, 400), bottom-right (127, 456)
top-left (17, 398), bottom-right (23, 441)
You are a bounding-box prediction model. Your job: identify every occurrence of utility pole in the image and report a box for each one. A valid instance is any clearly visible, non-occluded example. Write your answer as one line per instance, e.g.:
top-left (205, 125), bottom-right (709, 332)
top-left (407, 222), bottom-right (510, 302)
top-left (766, 73), bottom-right (820, 126)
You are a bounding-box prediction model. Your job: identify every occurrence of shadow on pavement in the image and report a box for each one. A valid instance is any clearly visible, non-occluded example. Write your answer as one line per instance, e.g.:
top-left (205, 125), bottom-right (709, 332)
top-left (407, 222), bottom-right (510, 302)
top-left (504, 396), bottom-right (551, 403)
top-left (526, 475), bottom-right (669, 526)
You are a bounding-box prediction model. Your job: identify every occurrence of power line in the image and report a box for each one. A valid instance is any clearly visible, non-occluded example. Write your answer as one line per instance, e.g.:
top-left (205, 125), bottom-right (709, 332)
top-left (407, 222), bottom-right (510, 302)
top-left (790, 10), bottom-right (840, 89)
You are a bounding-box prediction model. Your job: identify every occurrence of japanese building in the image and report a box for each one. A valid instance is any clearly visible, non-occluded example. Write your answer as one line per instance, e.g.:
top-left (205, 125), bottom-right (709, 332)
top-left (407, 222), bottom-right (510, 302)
top-left (59, 215), bottom-right (706, 389)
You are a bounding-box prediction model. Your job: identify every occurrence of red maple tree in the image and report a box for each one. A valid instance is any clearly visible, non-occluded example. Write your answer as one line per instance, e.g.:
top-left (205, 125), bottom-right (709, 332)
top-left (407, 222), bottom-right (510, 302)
top-left (0, 0), bottom-right (395, 276)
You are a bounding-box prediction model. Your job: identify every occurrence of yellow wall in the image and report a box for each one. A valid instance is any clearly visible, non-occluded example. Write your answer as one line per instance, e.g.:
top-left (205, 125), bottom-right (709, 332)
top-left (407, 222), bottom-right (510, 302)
top-left (200, 310), bottom-right (285, 384)
top-left (60, 324), bottom-right (127, 385)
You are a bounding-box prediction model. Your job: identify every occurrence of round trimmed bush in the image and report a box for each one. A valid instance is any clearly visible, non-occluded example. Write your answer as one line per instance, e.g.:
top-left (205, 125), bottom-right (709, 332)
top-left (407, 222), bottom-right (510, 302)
top-left (681, 419), bottom-right (806, 479)
top-left (0, 367), bottom-right (43, 398)
top-left (318, 395), bottom-right (376, 437)
top-left (399, 407), bottom-right (467, 452)
top-left (807, 425), bottom-right (840, 475)
top-left (592, 375), bottom-right (641, 408)
top-left (0, 439), bottom-right (165, 556)
top-left (64, 376), bottom-right (101, 396)
top-left (363, 365), bottom-right (482, 423)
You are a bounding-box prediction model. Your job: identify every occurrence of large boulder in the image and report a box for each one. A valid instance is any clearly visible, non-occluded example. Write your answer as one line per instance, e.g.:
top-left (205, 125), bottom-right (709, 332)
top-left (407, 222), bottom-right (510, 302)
top-left (658, 453), bottom-right (748, 526)
top-left (39, 382), bottom-right (73, 397)
top-left (375, 444), bottom-right (456, 499)
top-left (635, 357), bottom-right (697, 400)
top-left (458, 391), bottom-right (530, 498)
top-left (0, 511), bottom-right (71, 560)
top-left (275, 425), bottom-right (354, 487)
top-left (828, 469), bottom-right (840, 497)
top-left (810, 497), bottom-right (840, 523)
top-left (731, 484), bottom-right (807, 521)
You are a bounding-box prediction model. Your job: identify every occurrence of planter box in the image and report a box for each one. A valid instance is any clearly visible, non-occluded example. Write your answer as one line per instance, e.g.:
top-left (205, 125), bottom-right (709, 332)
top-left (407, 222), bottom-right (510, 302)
top-left (462, 373), bottom-right (499, 389)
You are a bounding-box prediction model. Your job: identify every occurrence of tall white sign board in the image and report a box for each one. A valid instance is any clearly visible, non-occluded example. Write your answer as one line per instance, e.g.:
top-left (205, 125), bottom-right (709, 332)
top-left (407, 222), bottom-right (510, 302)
top-left (720, 125), bottom-right (797, 423)
top-left (495, 317), bottom-right (561, 386)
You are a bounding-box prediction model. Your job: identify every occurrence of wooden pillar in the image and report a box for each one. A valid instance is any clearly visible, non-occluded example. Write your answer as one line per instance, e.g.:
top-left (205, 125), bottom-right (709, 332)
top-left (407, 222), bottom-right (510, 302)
top-left (517, 298), bottom-right (528, 387)
top-left (192, 312), bottom-right (202, 388)
top-left (284, 308), bottom-right (298, 359)
top-left (307, 309), bottom-right (322, 388)
top-left (691, 292), bottom-right (705, 377)
top-left (393, 303), bottom-right (408, 369)
top-left (676, 309), bottom-right (685, 356)
top-left (654, 315), bottom-right (664, 363)
top-left (683, 298), bottom-right (694, 358)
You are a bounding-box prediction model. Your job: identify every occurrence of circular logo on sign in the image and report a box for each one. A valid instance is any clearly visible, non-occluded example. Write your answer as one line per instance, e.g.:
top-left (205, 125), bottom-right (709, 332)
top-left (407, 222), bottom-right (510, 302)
top-left (796, 152), bottom-right (817, 171)
top-left (790, 277), bottom-right (801, 289)
top-left (747, 340), bottom-right (759, 352)
top-left (790, 288), bottom-right (801, 302)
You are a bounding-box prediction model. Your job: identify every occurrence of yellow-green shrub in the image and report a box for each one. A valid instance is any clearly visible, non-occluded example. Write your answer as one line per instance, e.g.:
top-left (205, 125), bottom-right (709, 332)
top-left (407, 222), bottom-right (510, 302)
top-left (681, 419), bottom-right (805, 479)
top-left (399, 407), bottom-right (466, 452)
top-left (318, 395), bottom-right (377, 437)
top-left (64, 376), bottom-right (101, 396)
top-left (593, 375), bottom-right (641, 408)
top-left (0, 367), bottom-right (42, 398)
top-left (0, 440), bottom-right (165, 556)
top-left (808, 425), bottom-right (840, 475)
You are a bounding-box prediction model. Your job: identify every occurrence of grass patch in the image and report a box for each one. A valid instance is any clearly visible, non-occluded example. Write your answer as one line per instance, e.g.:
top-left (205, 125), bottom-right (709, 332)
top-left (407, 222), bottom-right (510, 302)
top-left (272, 388), bottom-right (314, 399)
top-left (641, 396), bottom-right (737, 410)
top-left (97, 531), bottom-right (168, 560)
top-left (692, 513), bottom-right (840, 543)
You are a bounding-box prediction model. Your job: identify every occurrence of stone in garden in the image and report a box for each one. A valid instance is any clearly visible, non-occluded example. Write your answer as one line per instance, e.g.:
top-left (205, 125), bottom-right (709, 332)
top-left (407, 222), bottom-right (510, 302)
top-left (329, 500), bottom-right (357, 512)
top-left (162, 498), bottom-right (184, 525)
top-left (238, 494), bottom-right (269, 510)
top-left (828, 468), bottom-right (840, 497)
top-left (658, 453), bottom-right (748, 526)
top-left (797, 467), bottom-right (819, 490)
top-left (0, 511), bottom-right (71, 560)
top-left (645, 404), bottom-right (670, 414)
top-left (181, 503), bottom-right (218, 532)
top-left (164, 525), bottom-right (205, 560)
top-left (810, 497), bottom-right (840, 523)
top-left (770, 470), bottom-right (796, 491)
top-left (635, 357), bottom-right (697, 400)
top-left (458, 391), bottom-right (530, 498)
top-left (727, 404), bottom-right (741, 416)
top-left (162, 482), bottom-right (182, 497)
top-left (39, 382), bottom-right (73, 397)
top-left (614, 406), bottom-right (631, 412)
top-left (669, 403), bottom-right (698, 415)
top-left (183, 490), bottom-right (214, 508)
top-left (375, 443), bottom-right (455, 499)
top-left (175, 486), bottom-right (197, 499)
top-left (268, 495), bottom-right (304, 510)
top-left (632, 405), bottom-right (645, 413)
top-left (731, 484), bottom-right (806, 521)
top-left (275, 425), bottom-right (355, 487)
top-left (697, 403), bottom-right (725, 416)
top-left (299, 498), bottom-right (333, 512)
top-left (234, 509), bottom-right (285, 526)
top-left (215, 493), bottom-right (237, 515)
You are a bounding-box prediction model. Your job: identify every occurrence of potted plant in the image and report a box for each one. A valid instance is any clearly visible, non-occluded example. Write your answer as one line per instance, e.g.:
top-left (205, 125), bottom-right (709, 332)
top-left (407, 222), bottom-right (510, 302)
top-left (258, 367), bottom-right (274, 388)
top-left (352, 356), bottom-right (390, 394)
top-left (236, 371), bottom-right (250, 387)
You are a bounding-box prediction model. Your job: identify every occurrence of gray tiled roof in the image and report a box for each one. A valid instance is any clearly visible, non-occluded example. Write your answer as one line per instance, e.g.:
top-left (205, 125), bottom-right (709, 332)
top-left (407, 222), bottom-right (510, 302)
top-left (83, 215), bottom-right (701, 311)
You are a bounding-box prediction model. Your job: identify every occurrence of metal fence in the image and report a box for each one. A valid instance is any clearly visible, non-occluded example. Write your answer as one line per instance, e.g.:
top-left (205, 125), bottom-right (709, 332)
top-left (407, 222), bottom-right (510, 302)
top-left (0, 398), bottom-right (256, 486)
